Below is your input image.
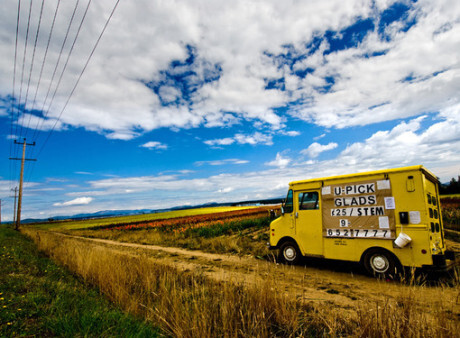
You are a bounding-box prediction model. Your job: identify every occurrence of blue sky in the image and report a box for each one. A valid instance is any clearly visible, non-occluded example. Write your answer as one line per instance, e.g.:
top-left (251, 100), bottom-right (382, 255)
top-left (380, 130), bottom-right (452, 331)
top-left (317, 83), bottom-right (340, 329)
top-left (1, 0), bottom-right (460, 221)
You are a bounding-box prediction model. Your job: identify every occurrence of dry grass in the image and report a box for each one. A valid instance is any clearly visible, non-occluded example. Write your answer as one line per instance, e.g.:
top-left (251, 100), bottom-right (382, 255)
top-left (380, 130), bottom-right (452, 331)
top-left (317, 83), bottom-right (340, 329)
top-left (65, 223), bottom-right (271, 257)
top-left (22, 228), bottom-right (459, 337)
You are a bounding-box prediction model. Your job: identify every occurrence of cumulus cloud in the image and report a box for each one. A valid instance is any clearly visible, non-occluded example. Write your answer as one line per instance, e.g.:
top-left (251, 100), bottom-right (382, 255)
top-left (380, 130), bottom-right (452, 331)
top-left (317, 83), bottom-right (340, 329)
top-left (301, 142), bottom-right (338, 158)
top-left (204, 137), bottom-right (235, 146)
top-left (9, 110), bottom-right (459, 220)
top-left (265, 153), bottom-right (291, 168)
top-left (288, 0), bottom-right (460, 128)
top-left (5, 0), bottom-right (456, 139)
top-left (140, 141), bottom-right (168, 150)
top-left (204, 132), bottom-right (273, 147)
top-left (53, 197), bottom-right (93, 207)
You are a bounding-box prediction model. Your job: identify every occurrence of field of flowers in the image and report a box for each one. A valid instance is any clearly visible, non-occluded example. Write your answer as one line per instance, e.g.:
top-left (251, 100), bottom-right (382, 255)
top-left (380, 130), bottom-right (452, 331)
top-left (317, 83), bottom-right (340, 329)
top-left (99, 207), bottom-right (277, 237)
top-left (33, 206), bottom-right (255, 231)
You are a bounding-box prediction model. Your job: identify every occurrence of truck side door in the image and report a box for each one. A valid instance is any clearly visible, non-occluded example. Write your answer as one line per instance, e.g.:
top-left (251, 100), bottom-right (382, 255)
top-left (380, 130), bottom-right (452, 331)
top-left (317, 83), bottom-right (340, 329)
top-left (295, 190), bottom-right (323, 256)
top-left (284, 189), bottom-right (296, 235)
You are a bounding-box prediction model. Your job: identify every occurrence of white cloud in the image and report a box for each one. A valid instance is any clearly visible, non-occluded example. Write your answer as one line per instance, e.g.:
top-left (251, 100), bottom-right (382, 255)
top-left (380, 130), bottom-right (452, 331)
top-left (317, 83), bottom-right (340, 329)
top-left (2, 0), bottom-right (442, 139)
top-left (17, 114), bottom-right (66, 132)
top-left (204, 132), bottom-right (273, 147)
top-left (75, 171), bottom-right (94, 175)
top-left (265, 153), bottom-right (291, 168)
top-left (289, 0), bottom-right (460, 128)
top-left (53, 197), bottom-right (93, 207)
top-left (301, 142), bottom-right (338, 158)
top-left (8, 112), bottom-right (459, 220)
top-left (204, 138), bottom-right (235, 146)
top-left (195, 159), bottom-right (249, 166)
top-left (336, 114), bottom-right (460, 170)
top-left (140, 141), bottom-right (168, 150)
top-left (234, 132), bottom-right (273, 146)
top-left (279, 130), bottom-right (301, 137)
top-left (314, 133), bottom-right (326, 140)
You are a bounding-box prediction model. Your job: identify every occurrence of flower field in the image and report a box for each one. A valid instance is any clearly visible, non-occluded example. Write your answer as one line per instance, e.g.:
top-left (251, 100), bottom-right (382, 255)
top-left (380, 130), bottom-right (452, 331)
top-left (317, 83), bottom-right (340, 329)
top-left (32, 206), bottom-right (257, 231)
top-left (100, 207), bottom-right (278, 237)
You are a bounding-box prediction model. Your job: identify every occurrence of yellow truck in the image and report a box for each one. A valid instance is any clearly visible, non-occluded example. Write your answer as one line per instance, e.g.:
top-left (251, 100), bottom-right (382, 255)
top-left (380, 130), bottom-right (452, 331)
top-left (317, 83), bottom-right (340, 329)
top-left (269, 165), bottom-right (457, 277)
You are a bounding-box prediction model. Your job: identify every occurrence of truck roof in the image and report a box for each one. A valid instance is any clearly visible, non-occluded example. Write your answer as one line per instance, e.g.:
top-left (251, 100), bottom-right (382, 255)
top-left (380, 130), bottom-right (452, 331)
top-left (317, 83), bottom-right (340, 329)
top-left (290, 165), bottom-right (439, 187)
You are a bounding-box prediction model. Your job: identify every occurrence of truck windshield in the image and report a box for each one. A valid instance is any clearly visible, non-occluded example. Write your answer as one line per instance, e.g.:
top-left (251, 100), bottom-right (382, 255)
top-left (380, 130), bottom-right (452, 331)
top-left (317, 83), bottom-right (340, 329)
top-left (284, 189), bottom-right (293, 213)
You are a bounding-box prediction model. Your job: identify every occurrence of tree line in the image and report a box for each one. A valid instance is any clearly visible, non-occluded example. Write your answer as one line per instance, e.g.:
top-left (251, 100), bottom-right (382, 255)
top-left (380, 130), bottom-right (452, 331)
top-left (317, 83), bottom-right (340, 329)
top-left (440, 176), bottom-right (460, 195)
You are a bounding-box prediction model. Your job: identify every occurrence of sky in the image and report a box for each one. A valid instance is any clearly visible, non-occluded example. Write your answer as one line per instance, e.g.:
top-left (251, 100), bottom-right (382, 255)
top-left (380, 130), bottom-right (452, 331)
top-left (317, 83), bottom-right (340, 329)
top-left (0, 0), bottom-right (459, 221)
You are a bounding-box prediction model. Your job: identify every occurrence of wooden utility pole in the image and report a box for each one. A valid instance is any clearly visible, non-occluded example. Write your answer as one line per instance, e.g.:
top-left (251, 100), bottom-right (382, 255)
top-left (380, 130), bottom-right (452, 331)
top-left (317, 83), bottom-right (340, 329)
top-left (9, 139), bottom-right (36, 230)
top-left (11, 187), bottom-right (18, 224)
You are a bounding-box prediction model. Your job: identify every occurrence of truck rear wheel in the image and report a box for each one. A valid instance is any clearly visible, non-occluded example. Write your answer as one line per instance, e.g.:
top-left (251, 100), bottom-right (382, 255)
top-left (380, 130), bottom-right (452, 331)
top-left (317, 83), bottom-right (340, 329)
top-left (363, 249), bottom-right (400, 279)
top-left (279, 241), bottom-right (301, 265)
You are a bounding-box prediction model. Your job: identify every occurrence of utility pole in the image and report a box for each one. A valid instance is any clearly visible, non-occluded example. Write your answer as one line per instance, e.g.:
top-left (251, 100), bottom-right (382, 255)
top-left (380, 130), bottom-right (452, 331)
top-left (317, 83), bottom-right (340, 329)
top-left (9, 139), bottom-right (36, 230)
top-left (11, 187), bottom-right (18, 224)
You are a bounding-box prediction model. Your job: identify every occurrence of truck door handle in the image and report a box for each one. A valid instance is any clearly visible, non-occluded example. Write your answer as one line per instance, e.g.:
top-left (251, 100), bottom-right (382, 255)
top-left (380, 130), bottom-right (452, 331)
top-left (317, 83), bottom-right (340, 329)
top-left (295, 212), bottom-right (299, 218)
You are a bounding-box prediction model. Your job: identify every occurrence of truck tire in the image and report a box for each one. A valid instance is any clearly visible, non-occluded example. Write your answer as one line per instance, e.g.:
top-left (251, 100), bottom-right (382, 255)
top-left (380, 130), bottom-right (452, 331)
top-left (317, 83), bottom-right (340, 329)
top-left (279, 241), bottom-right (301, 265)
top-left (363, 249), bottom-right (400, 279)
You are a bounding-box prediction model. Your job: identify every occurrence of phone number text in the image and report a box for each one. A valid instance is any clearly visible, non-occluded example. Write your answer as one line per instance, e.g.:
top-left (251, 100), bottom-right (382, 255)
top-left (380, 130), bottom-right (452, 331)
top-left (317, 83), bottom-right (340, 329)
top-left (326, 229), bottom-right (393, 239)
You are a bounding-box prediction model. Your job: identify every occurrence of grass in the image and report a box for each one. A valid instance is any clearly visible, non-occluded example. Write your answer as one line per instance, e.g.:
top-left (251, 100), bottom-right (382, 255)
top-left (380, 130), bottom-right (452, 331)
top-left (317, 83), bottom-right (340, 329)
top-left (21, 228), bottom-right (460, 337)
top-left (0, 226), bottom-right (161, 337)
top-left (33, 206), bottom-right (254, 231)
top-left (16, 201), bottom-right (460, 336)
top-left (441, 197), bottom-right (460, 232)
top-left (441, 194), bottom-right (460, 199)
top-left (67, 215), bottom-right (272, 257)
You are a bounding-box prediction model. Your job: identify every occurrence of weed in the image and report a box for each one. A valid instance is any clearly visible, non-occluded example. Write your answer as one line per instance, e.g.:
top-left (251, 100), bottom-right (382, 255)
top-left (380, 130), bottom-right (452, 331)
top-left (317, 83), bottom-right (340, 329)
top-left (0, 226), bottom-right (161, 337)
top-left (22, 228), bottom-right (460, 337)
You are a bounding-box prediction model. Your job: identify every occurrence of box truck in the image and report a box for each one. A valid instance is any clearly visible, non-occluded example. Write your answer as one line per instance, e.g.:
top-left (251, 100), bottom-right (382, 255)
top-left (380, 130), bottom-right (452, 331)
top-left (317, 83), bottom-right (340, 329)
top-left (269, 165), bottom-right (457, 277)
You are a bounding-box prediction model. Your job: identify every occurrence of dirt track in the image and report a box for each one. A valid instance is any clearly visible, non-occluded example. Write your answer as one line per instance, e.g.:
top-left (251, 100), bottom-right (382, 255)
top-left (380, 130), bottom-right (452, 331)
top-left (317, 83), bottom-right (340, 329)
top-left (58, 234), bottom-right (460, 314)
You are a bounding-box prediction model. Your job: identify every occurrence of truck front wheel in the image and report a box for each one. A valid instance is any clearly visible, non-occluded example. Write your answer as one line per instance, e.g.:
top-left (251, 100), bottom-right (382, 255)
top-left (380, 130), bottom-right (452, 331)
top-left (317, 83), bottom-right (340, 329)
top-left (363, 249), bottom-right (400, 279)
top-left (279, 241), bottom-right (301, 265)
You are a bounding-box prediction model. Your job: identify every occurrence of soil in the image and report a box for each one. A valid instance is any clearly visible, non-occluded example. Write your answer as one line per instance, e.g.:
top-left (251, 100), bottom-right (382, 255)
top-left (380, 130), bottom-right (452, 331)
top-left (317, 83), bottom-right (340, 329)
top-left (55, 233), bottom-right (460, 316)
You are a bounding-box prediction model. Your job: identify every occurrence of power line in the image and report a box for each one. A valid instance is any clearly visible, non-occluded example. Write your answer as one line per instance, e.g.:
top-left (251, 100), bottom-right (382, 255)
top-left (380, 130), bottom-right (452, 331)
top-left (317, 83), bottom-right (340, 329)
top-left (36, 0), bottom-right (81, 127)
top-left (25, 0), bottom-right (92, 185)
top-left (37, 0), bottom-right (122, 158)
top-left (9, 0), bottom-right (23, 193)
top-left (15, 0), bottom-right (34, 144)
top-left (29, 0), bottom-right (61, 142)
top-left (34, 0), bottom-right (93, 138)
top-left (23, 0), bottom-right (46, 139)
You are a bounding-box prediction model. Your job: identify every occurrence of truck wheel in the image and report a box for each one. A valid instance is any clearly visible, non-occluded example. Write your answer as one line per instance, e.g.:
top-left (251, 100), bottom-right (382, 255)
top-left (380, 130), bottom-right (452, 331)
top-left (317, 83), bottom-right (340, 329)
top-left (279, 241), bottom-right (301, 265)
top-left (363, 249), bottom-right (400, 279)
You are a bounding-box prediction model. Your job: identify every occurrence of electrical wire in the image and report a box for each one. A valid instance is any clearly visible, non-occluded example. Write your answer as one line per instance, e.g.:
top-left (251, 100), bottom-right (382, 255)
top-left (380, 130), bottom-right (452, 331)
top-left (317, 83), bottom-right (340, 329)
top-left (25, 0), bottom-right (92, 186)
top-left (15, 0), bottom-right (33, 145)
top-left (29, 0), bottom-right (61, 142)
top-left (36, 0), bottom-right (122, 158)
top-left (36, 0), bottom-right (81, 127)
top-left (9, 0), bottom-right (22, 193)
top-left (34, 0), bottom-right (93, 139)
top-left (23, 0), bottom-right (62, 186)
top-left (23, 0), bottom-right (45, 140)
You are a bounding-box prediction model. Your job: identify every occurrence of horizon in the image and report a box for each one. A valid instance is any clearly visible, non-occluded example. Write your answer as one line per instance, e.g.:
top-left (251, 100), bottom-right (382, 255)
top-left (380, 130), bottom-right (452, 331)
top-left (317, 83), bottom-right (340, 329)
top-left (1, 0), bottom-right (460, 221)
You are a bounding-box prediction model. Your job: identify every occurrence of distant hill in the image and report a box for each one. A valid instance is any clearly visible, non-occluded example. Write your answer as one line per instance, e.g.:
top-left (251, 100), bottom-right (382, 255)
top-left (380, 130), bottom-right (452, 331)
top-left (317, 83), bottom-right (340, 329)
top-left (14, 197), bottom-right (283, 224)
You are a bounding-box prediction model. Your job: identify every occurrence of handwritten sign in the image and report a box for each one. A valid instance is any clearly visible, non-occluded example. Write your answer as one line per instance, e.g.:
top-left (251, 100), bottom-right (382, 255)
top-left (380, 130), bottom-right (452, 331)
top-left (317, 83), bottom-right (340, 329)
top-left (322, 180), bottom-right (395, 239)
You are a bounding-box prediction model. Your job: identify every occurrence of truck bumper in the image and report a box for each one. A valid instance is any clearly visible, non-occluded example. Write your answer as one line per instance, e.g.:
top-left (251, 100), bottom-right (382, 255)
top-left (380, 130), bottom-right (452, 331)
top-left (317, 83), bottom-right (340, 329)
top-left (422, 250), bottom-right (458, 272)
top-left (267, 242), bottom-right (278, 250)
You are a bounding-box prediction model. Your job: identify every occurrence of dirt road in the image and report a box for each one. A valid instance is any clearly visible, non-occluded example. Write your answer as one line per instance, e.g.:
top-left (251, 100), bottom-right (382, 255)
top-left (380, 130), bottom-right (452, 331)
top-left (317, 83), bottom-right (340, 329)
top-left (58, 234), bottom-right (459, 315)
